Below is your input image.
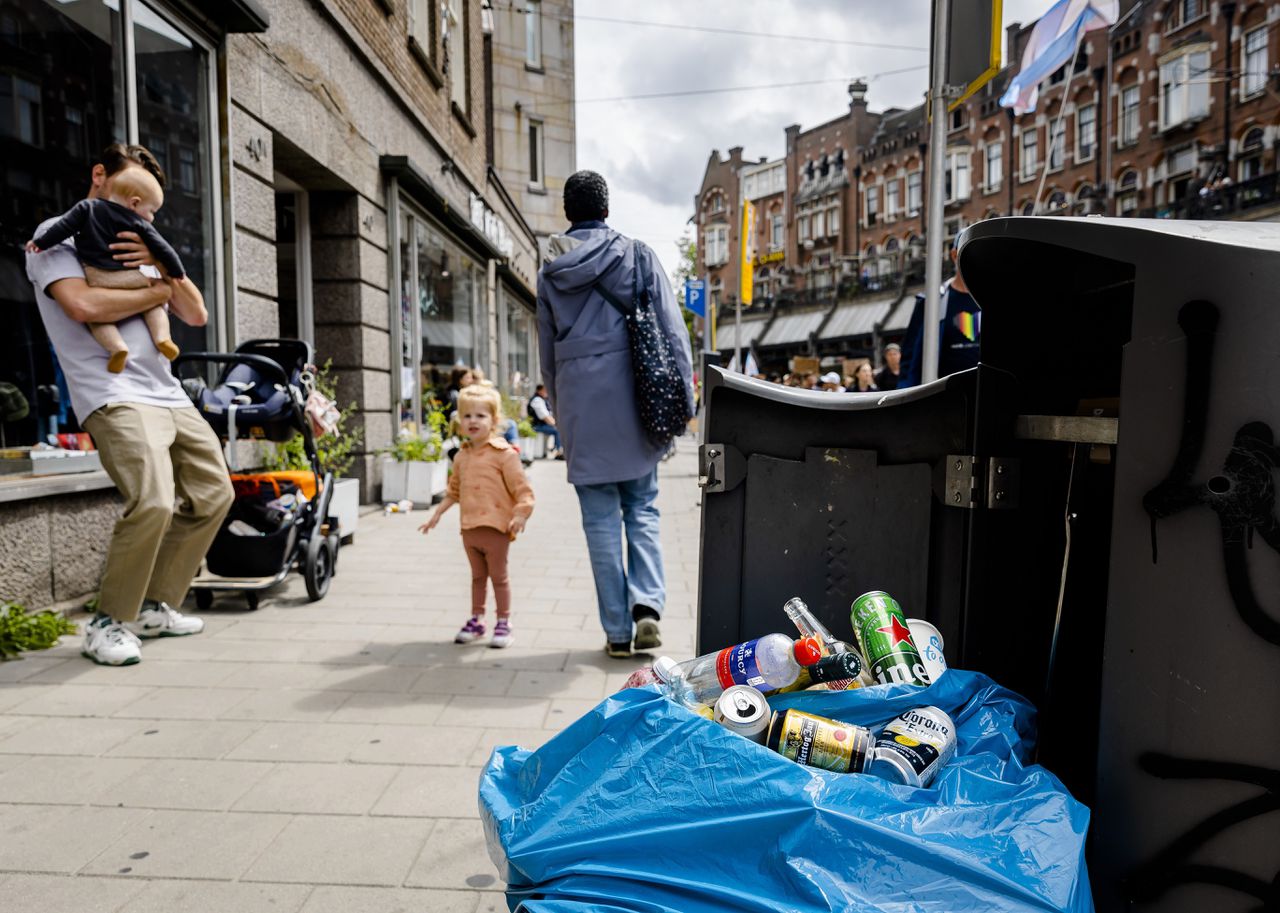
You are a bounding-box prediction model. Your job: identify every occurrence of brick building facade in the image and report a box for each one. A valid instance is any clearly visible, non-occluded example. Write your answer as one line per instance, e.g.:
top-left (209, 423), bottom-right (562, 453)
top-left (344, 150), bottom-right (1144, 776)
top-left (694, 0), bottom-right (1280, 371)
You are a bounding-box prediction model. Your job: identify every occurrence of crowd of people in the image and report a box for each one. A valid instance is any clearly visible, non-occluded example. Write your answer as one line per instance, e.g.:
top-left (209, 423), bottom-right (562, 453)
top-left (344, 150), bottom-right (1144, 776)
top-left (767, 343), bottom-right (903, 393)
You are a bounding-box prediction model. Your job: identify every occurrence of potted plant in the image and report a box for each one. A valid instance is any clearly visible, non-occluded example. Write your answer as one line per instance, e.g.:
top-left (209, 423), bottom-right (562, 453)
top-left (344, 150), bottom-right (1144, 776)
top-left (264, 360), bottom-right (363, 542)
top-left (380, 429), bottom-right (446, 504)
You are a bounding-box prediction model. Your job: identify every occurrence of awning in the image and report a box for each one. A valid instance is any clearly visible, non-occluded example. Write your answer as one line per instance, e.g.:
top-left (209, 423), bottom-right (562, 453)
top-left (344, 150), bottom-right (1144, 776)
top-left (760, 309), bottom-right (827, 346)
top-left (716, 317), bottom-right (768, 352)
top-left (822, 294), bottom-right (901, 340)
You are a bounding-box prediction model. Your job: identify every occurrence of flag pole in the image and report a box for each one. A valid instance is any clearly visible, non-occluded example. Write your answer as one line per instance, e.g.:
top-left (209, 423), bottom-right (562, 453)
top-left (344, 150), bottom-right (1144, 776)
top-left (922, 0), bottom-right (950, 385)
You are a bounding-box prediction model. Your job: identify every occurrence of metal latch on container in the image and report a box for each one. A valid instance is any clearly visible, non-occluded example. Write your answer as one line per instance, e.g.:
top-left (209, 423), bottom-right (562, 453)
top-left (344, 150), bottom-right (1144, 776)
top-left (944, 454), bottom-right (1020, 509)
top-left (699, 443), bottom-right (746, 494)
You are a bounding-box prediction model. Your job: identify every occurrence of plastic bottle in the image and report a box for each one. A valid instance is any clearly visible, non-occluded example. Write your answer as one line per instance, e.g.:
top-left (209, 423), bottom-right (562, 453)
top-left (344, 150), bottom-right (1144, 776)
top-left (671, 634), bottom-right (808, 704)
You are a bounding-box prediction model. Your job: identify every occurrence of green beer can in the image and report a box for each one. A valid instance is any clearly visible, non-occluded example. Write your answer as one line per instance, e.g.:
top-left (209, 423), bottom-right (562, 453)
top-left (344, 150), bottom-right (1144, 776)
top-left (850, 591), bottom-right (931, 686)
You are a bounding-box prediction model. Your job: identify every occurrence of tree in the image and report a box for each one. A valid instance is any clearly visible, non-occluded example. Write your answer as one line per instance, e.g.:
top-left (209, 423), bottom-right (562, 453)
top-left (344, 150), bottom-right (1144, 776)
top-left (670, 231), bottom-right (699, 353)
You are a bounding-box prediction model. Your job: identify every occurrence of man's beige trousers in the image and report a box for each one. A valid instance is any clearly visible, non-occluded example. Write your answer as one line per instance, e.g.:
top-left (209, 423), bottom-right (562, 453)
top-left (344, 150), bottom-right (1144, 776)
top-left (84, 403), bottom-right (234, 622)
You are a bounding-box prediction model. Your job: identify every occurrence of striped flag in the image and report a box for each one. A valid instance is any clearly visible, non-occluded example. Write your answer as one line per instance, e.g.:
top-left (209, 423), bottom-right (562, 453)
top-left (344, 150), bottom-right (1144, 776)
top-left (1000, 0), bottom-right (1117, 115)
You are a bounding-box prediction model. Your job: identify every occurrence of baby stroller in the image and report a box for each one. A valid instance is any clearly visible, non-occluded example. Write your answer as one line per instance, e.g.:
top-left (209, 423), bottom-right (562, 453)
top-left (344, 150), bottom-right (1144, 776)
top-left (176, 339), bottom-right (340, 610)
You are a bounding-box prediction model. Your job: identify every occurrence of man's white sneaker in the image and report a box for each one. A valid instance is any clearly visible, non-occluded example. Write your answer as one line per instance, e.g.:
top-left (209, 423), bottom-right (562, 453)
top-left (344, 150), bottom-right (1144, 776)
top-left (128, 601), bottom-right (205, 638)
top-left (82, 615), bottom-right (141, 666)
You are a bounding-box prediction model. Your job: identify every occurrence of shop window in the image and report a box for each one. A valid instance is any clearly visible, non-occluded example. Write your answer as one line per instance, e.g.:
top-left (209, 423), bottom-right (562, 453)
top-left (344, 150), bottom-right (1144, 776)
top-left (0, 74), bottom-right (44, 145)
top-left (501, 289), bottom-right (533, 394)
top-left (1, 0), bottom-right (126, 448)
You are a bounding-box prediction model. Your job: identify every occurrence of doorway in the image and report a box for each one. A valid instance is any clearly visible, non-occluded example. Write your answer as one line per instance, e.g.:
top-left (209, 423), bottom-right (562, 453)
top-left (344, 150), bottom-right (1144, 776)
top-left (274, 173), bottom-right (313, 344)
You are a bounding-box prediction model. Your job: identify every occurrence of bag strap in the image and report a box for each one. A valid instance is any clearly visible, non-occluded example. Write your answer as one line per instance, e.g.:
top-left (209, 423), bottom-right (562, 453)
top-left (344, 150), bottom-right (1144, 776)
top-left (592, 240), bottom-right (644, 317)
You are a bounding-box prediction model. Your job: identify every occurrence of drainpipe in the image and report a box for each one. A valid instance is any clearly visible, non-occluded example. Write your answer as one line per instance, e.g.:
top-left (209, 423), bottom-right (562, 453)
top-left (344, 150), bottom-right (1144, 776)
top-left (853, 163), bottom-right (863, 256)
top-left (1093, 65), bottom-right (1106, 205)
top-left (1222, 1), bottom-right (1238, 177)
top-left (1006, 108), bottom-right (1016, 215)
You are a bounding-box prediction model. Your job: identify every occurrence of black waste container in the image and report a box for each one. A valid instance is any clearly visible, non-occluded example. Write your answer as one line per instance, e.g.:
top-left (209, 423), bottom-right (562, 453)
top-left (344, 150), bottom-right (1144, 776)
top-left (697, 217), bottom-right (1280, 913)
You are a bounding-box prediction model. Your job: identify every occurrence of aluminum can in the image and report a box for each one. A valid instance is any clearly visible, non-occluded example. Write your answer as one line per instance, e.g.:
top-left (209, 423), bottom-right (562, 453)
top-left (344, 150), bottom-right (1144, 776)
top-left (867, 705), bottom-right (957, 787)
top-left (712, 685), bottom-right (771, 743)
top-left (766, 709), bottom-right (873, 774)
top-left (850, 590), bottom-right (931, 686)
top-left (906, 619), bottom-right (947, 683)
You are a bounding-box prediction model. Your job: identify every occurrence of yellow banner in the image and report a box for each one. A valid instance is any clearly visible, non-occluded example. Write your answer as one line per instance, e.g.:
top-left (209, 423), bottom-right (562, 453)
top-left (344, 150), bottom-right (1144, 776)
top-left (740, 198), bottom-right (755, 306)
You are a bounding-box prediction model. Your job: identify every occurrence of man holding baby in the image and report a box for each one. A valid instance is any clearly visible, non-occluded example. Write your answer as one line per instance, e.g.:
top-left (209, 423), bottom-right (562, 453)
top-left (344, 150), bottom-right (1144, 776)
top-left (24, 143), bottom-right (233, 666)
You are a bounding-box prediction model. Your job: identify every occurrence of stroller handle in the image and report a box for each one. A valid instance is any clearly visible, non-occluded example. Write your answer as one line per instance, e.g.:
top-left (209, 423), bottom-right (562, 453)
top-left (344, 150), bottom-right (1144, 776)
top-left (173, 352), bottom-right (292, 387)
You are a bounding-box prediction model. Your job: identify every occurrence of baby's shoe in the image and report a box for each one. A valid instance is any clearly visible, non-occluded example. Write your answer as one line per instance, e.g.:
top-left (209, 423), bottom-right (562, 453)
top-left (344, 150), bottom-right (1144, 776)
top-left (455, 615), bottom-right (486, 644)
top-left (490, 619), bottom-right (512, 649)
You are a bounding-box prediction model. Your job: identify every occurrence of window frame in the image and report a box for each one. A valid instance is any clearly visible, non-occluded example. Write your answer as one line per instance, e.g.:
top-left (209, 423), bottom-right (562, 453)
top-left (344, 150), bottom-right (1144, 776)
top-left (1119, 84), bottom-right (1141, 146)
top-left (1020, 129), bottom-right (1039, 181)
top-left (1242, 25), bottom-right (1268, 99)
top-left (1158, 47), bottom-right (1211, 131)
top-left (885, 178), bottom-right (900, 219)
top-left (524, 0), bottom-right (543, 70)
top-left (1048, 118), bottom-right (1066, 171)
top-left (906, 170), bottom-right (922, 213)
top-left (407, 0), bottom-right (442, 85)
top-left (985, 141), bottom-right (1003, 193)
top-left (1076, 103), bottom-right (1096, 162)
top-left (447, 0), bottom-right (471, 119)
top-left (527, 117), bottom-right (544, 188)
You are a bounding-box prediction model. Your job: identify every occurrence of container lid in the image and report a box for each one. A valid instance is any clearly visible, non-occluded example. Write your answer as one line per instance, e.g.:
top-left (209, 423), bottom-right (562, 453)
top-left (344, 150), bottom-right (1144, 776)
top-left (793, 637), bottom-right (823, 666)
top-left (651, 656), bottom-right (679, 684)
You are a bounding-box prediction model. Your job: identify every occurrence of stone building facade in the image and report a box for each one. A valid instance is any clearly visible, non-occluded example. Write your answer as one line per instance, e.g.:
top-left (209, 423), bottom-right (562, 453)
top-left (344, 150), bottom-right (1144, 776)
top-left (488, 0), bottom-right (576, 257)
top-left (692, 0), bottom-right (1280, 372)
top-left (0, 0), bottom-right (571, 611)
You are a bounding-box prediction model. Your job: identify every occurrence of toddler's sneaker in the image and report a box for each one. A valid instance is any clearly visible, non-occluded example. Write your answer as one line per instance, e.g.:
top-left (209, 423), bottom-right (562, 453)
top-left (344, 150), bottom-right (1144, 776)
top-left (128, 600), bottom-right (205, 638)
top-left (82, 614), bottom-right (142, 666)
top-left (490, 619), bottom-right (513, 649)
top-left (455, 616), bottom-right (486, 644)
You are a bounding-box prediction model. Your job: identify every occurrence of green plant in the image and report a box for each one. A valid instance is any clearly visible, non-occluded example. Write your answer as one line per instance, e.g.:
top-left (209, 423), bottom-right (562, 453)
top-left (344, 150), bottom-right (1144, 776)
top-left (0, 602), bottom-right (77, 659)
top-left (384, 431), bottom-right (444, 462)
top-left (516, 418), bottom-right (536, 438)
top-left (264, 360), bottom-right (363, 478)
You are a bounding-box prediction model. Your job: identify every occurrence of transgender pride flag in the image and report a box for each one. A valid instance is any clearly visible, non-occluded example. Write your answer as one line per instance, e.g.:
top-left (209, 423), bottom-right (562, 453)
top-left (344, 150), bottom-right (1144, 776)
top-left (1000, 0), bottom-right (1118, 114)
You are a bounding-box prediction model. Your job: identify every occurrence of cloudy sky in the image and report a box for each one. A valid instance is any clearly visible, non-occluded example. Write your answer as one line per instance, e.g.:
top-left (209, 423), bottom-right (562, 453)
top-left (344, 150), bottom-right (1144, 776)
top-left (574, 0), bottom-right (1051, 276)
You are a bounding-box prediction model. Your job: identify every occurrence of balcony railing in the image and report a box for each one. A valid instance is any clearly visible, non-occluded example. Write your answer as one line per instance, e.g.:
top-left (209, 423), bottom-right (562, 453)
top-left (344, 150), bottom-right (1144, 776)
top-left (1136, 170), bottom-right (1280, 220)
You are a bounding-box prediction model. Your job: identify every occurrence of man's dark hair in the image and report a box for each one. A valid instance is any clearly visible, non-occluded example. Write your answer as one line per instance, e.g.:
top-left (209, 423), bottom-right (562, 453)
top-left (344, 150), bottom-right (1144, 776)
top-left (563, 170), bottom-right (608, 224)
top-left (535, 383), bottom-right (546, 393)
top-left (97, 143), bottom-right (167, 190)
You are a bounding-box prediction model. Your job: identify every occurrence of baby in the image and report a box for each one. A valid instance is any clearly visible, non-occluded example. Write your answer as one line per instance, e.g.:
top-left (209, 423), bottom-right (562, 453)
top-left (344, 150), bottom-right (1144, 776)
top-left (26, 167), bottom-right (185, 374)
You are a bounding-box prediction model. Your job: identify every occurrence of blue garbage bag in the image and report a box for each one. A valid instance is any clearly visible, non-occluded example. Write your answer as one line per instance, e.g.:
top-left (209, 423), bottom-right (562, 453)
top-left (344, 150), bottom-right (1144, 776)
top-left (480, 669), bottom-right (1093, 913)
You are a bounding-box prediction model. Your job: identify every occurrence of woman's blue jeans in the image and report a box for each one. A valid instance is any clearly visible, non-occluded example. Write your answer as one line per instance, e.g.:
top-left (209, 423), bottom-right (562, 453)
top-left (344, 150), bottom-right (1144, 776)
top-left (574, 468), bottom-right (665, 644)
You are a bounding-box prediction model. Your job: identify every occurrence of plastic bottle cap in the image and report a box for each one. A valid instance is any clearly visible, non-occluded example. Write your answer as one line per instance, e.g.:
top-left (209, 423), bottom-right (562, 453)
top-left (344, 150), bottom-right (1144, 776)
top-left (651, 656), bottom-right (679, 684)
top-left (793, 637), bottom-right (823, 666)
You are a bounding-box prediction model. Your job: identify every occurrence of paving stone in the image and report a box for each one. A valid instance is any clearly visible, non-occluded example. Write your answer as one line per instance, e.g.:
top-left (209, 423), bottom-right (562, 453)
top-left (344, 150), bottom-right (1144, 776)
top-left (0, 717), bottom-right (139, 756)
top-left (349, 724), bottom-right (483, 766)
top-left (109, 758), bottom-right (274, 810)
top-left (114, 687), bottom-right (254, 721)
top-left (466, 728), bottom-right (556, 767)
top-left (300, 885), bottom-right (482, 912)
top-left (8, 684), bottom-right (155, 717)
top-left (0, 754), bottom-right (143, 805)
top-left (328, 692), bottom-right (450, 726)
top-left (27, 658), bottom-right (246, 688)
top-left (409, 667), bottom-right (516, 697)
top-left (405, 817), bottom-right (498, 890)
top-left (119, 879), bottom-right (311, 913)
top-left (3, 873), bottom-right (147, 913)
top-left (0, 657), bottom-right (76, 683)
top-left (221, 689), bottom-right (351, 722)
top-left (543, 698), bottom-right (602, 728)
top-left (104, 720), bottom-right (260, 760)
top-left (0, 804), bottom-right (150, 873)
top-left (243, 815), bottom-right (434, 886)
top-left (370, 765), bottom-right (484, 818)
top-left (304, 664), bottom-right (423, 693)
top-left (507, 669), bottom-right (608, 700)
top-left (233, 761), bottom-right (398, 815)
top-left (82, 809), bottom-right (291, 880)
top-left (226, 721), bottom-right (373, 762)
top-left (434, 696), bottom-right (550, 730)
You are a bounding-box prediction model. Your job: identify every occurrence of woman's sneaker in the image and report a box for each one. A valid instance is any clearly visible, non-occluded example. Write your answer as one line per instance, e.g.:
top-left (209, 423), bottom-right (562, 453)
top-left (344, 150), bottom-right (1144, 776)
top-left (490, 619), bottom-right (513, 649)
top-left (455, 616), bottom-right (486, 644)
top-left (82, 615), bottom-right (142, 666)
top-left (128, 601), bottom-right (204, 638)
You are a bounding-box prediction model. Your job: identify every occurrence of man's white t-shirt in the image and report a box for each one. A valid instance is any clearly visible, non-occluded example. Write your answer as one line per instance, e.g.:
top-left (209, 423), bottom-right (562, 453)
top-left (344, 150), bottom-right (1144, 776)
top-left (25, 216), bottom-right (190, 423)
top-left (530, 394), bottom-right (551, 422)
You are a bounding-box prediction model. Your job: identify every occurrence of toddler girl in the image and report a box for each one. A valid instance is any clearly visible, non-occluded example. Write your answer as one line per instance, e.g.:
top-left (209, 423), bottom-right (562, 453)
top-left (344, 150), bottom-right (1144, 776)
top-left (420, 384), bottom-right (534, 648)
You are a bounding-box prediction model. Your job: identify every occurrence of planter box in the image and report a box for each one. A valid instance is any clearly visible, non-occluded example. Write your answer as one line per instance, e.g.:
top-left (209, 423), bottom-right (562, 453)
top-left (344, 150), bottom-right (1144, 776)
top-left (329, 477), bottom-right (360, 542)
top-left (521, 434), bottom-right (544, 460)
top-left (381, 458), bottom-right (445, 506)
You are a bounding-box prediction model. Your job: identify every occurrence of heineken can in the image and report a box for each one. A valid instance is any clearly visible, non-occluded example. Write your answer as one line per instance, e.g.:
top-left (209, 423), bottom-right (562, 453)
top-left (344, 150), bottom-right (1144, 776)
top-left (867, 705), bottom-right (957, 788)
top-left (850, 591), bottom-right (931, 686)
top-left (766, 709), bottom-right (873, 774)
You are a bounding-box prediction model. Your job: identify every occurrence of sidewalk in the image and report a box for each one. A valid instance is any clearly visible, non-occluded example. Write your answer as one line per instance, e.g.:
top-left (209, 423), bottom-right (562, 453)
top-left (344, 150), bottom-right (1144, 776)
top-left (0, 446), bottom-right (702, 912)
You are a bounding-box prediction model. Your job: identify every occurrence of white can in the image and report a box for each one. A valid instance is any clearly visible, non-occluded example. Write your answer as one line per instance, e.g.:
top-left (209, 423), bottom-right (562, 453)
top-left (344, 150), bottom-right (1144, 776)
top-left (867, 705), bottom-right (957, 788)
top-left (907, 619), bottom-right (947, 683)
top-left (713, 685), bottom-right (771, 743)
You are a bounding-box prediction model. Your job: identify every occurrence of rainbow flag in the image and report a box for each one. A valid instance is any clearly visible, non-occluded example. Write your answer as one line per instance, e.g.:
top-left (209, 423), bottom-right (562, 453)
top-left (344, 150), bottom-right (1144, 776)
top-left (954, 310), bottom-right (981, 342)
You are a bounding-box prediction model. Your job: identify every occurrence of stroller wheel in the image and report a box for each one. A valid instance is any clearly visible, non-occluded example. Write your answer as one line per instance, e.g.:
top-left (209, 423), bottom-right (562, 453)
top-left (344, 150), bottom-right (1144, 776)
top-left (305, 535), bottom-right (334, 601)
top-left (245, 591), bottom-right (260, 611)
top-left (195, 589), bottom-right (213, 612)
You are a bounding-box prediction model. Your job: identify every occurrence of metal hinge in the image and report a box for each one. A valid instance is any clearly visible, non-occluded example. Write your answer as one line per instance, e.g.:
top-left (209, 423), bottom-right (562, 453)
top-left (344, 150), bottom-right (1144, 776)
top-left (944, 454), bottom-right (1020, 510)
top-left (699, 443), bottom-right (746, 494)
